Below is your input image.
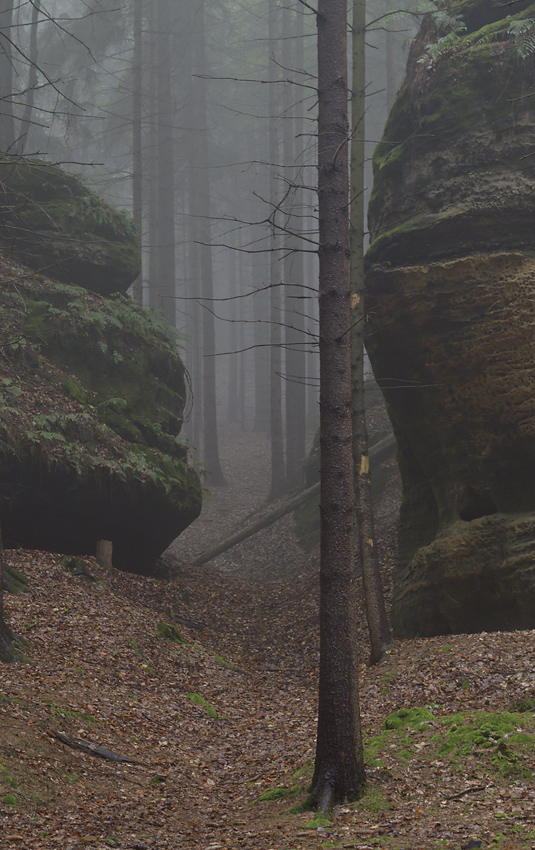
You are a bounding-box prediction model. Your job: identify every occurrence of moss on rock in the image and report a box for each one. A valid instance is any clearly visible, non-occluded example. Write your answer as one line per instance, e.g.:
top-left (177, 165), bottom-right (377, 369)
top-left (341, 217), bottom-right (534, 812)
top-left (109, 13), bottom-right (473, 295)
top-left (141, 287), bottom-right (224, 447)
top-left (0, 257), bottom-right (201, 574)
top-left (0, 156), bottom-right (140, 295)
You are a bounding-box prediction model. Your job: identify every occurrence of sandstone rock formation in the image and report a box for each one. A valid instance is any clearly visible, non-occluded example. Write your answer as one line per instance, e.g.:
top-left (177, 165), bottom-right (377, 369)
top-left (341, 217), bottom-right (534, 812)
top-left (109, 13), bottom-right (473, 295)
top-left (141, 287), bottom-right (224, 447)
top-left (0, 156), bottom-right (140, 296)
top-left (365, 0), bottom-right (535, 636)
top-left (0, 258), bottom-right (201, 574)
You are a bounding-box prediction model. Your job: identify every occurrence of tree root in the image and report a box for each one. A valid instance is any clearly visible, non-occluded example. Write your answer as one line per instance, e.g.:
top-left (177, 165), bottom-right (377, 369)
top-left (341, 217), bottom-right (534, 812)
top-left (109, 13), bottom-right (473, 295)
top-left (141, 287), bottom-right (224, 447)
top-left (316, 782), bottom-right (334, 817)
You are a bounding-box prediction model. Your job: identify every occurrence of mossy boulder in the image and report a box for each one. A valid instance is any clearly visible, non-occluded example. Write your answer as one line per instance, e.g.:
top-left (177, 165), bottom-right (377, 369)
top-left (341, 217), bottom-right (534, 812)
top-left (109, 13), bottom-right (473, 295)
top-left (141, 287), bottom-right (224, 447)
top-left (0, 257), bottom-right (201, 574)
top-left (365, 1), bottom-right (535, 636)
top-left (0, 156), bottom-right (140, 295)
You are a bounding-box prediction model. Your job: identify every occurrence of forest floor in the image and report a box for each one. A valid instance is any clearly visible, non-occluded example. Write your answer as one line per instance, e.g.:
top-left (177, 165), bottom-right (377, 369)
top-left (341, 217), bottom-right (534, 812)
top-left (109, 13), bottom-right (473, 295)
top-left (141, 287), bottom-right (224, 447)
top-left (2, 426), bottom-right (535, 849)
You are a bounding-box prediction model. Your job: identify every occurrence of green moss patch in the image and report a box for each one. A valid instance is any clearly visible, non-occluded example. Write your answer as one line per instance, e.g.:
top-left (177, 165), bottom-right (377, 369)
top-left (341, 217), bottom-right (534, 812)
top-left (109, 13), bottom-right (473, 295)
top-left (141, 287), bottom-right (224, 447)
top-left (156, 622), bottom-right (186, 644)
top-left (186, 692), bottom-right (218, 720)
top-left (364, 707), bottom-right (535, 781)
top-left (383, 706), bottom-right (434, 730)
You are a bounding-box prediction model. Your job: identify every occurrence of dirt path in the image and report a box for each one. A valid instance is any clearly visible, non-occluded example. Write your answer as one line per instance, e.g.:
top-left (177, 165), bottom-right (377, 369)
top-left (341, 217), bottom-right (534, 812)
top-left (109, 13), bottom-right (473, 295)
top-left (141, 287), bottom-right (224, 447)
top-left (169, 424), bottom-right (318, 582)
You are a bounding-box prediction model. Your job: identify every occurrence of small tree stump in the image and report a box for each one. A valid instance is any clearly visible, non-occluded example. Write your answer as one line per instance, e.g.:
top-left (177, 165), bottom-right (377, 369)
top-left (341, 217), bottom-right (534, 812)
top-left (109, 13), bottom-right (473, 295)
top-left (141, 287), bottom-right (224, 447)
top-left (96, 540), bottom-right (113, 571)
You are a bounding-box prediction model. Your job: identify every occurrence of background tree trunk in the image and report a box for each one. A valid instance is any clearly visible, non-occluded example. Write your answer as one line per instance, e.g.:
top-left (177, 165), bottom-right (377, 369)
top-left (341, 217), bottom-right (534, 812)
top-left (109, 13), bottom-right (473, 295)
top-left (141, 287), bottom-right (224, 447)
top-left (268, 0), bottom-right (285, 500)
top-left (283, 3), bottom-right (306, 493)
top-left (311, 0), bottom-right (365, 814)
top-left (147, 0), bottom-right (160, 308)
top-left (350, 0), bottom-right (391, 666)
top-left (0, 0), bottom-right (14, 152)
top-left (132, 0), bottom-right (143, 306)
top-left (155, 0), bottom-right (176, 325)
top-left (19, 0), bottom-right (41, 154)
top-left (193, 0), bottom-right (226, 485)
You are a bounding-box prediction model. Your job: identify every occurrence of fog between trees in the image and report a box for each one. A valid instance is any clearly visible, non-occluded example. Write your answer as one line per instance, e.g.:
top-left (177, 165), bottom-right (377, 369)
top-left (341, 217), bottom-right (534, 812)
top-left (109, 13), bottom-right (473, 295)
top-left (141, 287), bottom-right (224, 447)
top-left (0, 0), bottom-right (412, 490)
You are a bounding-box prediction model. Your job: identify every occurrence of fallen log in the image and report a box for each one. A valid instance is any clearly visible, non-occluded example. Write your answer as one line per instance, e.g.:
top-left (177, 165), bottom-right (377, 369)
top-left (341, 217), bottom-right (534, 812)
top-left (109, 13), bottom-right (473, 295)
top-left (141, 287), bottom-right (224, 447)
top-left (50, 729), bottom-right (148, 766)
top-left (190, 433), bottom-right (396, 566)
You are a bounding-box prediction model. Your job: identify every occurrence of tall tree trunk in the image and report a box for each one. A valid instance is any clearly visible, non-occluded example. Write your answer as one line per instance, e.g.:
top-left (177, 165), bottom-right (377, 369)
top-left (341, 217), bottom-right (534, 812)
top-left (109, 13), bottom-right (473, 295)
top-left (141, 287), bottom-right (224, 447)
top-left (268, 0), bottom-right (285, 500)
top-left (238, 248), bottom-right (247, 431)
top-left (227, 242), bottom-right (239, 424)
top-left (0, 0), bottom-right (14, 153)
top-left (253, 248), bottom-right (270, 434)
top-left (284, 3), bottom-right (306, 491)
top-left (132, 0), bottom-right (143, 305)
top-left (147, 0), bottom-right (160, 307)
top-left (386, 0), bottom-right (397, 115)
top-left (155, 0), bottom-right (176, 325)
top-left (311, 0), bottom-right (365, 814)
top-left (19, 0), bottom-right (41, 154)
top-left (350, 0), bottom-right (391, 666)
top-left (193, 0), bottom-right (226, 485)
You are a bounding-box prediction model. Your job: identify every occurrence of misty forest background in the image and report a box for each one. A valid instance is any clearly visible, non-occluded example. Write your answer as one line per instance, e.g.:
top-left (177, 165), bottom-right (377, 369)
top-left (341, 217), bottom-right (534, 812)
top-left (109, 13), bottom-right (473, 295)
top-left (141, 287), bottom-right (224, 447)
top-left (0, 0), bottom-right (411, 490)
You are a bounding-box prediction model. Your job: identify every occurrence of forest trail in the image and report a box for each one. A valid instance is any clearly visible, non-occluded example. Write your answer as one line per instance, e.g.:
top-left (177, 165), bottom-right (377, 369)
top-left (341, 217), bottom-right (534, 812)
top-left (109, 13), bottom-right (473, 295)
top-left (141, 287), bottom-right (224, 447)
top-left (2, 427), bottom-right (535, 848)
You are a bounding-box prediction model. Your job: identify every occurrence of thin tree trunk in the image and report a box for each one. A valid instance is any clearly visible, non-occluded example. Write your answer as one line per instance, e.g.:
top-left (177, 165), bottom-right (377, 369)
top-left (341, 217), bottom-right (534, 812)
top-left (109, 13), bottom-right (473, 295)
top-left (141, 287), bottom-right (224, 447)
top-left (350, 0), bottom-right (391, 666)
top-left (132, 0), bottom-right (143, 305)
top-left (386, 0), bottom-right (397, 115)
top-left (155, 0), bottom-right (176, 325)
top-left (0, 0), bottom-right (14, 153)
top-left (268, 0), bottom-right (285, 500)
top-left (19, 0), bottom-right (40, 154)
top-left (194, 0), bottom-right (226, 485)
top-left (284, 3), bottom-right (306, 491)
top-left (311, 0), bottom-right (365, 813)
top-left (253, 249), bottom-right (270, 433)
top-left (147, 0), bottom-right (159, 307)
top-left (227, 243), bottom-right (239, 423)
top-left (238, 248), bottom-right (247, 431)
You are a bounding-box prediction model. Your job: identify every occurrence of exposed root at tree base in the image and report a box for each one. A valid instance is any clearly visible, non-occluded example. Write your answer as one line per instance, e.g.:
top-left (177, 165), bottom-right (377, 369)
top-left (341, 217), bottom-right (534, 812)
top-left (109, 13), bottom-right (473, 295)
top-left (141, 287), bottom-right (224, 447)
top-left (314, 782), bottom-right (334, 817)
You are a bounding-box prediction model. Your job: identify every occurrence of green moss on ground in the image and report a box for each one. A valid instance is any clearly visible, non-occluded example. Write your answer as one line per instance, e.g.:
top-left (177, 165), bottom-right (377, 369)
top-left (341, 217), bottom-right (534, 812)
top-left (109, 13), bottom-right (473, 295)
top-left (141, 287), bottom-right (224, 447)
top-left (186, 692), bottom-right (218, 720)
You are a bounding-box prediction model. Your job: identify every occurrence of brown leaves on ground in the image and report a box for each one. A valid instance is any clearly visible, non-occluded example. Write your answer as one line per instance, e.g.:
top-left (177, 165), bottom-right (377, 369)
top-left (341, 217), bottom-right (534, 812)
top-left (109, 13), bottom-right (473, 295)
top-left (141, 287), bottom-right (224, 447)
top-left (2, 426), bottom-right (535, 848)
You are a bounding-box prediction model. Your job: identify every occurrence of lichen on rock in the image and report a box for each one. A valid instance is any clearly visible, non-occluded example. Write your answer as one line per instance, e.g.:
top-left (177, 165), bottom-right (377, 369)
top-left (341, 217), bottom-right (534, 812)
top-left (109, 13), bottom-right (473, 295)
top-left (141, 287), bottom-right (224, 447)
top-left (365, 0), bottom-right (535, 636)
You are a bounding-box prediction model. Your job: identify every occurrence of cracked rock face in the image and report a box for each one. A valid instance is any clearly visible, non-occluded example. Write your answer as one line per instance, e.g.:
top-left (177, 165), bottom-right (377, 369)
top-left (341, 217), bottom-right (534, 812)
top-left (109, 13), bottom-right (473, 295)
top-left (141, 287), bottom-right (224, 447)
top-left (365, 0), bottom-right (535, 637)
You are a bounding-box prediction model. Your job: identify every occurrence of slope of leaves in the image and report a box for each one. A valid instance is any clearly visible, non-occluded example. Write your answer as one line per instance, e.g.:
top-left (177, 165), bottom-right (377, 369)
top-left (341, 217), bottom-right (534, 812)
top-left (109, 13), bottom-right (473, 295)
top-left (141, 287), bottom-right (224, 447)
top-left (3, 427), bottom-right (535, 848)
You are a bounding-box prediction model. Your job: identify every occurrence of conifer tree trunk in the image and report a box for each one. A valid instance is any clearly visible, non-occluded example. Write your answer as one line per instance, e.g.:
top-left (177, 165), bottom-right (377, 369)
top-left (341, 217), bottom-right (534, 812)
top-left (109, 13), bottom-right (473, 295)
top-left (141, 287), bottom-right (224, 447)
top-left (155, 0), bottom-right (176, 325)
top-left (19, 0), bottom-right (41, 154)
top-left (253, 249), bottom-right (270, 433)
top-left (147, 0), bottom-right (160, 307)
top-left (386, 0), bottom-right (397, 114)
top-left (284, 3), bottom-right (307, 491)
top-left (193, 0), bottom-right (226, 485)
top-left (238, 249), bottom-right (247, 430)
top-left (268, 0), bottom-right (285, 500)
top-left (350, 0), bottom-right (391, 666)
top-left (0, 0), bottom-right (14, 153)
top-left (311, 0), bottom-right (365, 814)
top-left (132, 0), bottom-right (143, 305)
top-left (227, 243), bottom-right (239, 424)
